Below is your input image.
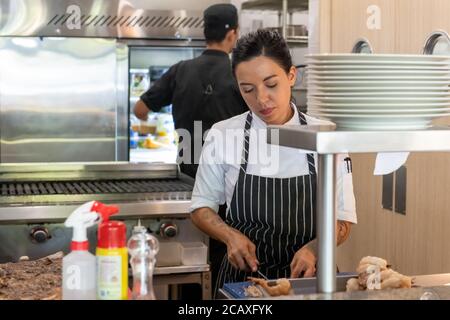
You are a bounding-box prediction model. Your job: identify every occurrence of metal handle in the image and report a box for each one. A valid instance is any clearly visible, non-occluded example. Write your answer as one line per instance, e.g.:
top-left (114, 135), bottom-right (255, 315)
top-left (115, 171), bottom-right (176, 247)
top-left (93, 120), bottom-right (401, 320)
top-left (351, 38), bottom-right (373, 54)
top-left (423, 30), bottom-right (450, 54)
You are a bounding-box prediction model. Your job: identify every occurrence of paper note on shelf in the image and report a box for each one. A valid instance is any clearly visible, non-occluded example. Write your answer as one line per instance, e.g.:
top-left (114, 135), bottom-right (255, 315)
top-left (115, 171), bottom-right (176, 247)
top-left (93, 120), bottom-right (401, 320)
top-left (374, 152), bottom-right (410, 175)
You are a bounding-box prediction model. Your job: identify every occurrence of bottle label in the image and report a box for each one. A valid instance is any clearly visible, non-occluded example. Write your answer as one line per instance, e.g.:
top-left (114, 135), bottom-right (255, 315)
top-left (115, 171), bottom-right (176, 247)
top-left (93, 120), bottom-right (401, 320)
top-left (97, 255), bottom-right (122, 300)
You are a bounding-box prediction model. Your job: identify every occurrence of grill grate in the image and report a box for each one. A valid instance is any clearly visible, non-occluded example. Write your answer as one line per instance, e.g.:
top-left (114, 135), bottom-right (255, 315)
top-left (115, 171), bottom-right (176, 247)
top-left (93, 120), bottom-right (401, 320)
top-left (47, 14), bottom-right (204, 29)
top-left (1, 179), bottom-right (192, 196)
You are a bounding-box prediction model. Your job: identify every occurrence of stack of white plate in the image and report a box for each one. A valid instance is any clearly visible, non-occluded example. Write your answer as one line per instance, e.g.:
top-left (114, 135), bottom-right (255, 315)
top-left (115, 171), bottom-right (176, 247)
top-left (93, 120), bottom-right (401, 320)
top-left (306, 53), bottom-right (450, 130)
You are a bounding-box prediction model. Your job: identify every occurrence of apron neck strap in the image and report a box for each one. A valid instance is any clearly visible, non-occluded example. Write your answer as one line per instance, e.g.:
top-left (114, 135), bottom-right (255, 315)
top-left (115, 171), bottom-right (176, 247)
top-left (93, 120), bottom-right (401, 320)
top-left (240, 106), bottom-right (315, 174)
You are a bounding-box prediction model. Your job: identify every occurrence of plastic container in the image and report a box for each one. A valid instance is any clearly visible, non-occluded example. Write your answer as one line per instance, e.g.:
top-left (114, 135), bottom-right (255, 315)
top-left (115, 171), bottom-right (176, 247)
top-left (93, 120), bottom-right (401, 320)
top-left (63, 250), bottom-right (96, 300)
top-left (140, 116), bottom-right (157, 135)
top-left (62, 201), bottom-right (100, 300)
top-left (155, 242), bottom-right (182, 267)
top-left (95, 203), bottom-right (128, 300)
top-left (130, 128), bottom-right (139, 149)
top-left (181, 242), bottom-right (208, 266)
top-left (128, 223), bottom-right (159, 300)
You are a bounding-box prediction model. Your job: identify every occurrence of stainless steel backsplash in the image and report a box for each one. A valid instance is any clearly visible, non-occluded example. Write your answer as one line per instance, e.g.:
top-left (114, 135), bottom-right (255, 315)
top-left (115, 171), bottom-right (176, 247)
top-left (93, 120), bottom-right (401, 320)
top-left (0, 37), bottom-right (129, 163)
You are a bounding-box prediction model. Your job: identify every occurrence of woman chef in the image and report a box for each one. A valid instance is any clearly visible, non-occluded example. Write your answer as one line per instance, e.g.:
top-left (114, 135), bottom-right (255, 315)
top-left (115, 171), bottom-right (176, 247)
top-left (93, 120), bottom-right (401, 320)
top-left (189, 29), bottom-right (357, 295)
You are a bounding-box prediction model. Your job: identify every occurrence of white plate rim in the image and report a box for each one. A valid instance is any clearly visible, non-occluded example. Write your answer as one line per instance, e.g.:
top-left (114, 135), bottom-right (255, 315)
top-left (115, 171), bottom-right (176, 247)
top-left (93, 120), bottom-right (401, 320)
top-left (307, 76), bottom-right (450, 80)
top-left (307, 107), bottom-right (450, 113)
top-left (308, 80), bottom-right (450, 84)
top-left (308, 91), bottom-right (450, 96)
top-left (308, 96), bottom-right (450, 101)
top-left (306, 112), bottom-right (449, 118)
top-left (306, 65), bottom-right (450, 70)
top-left (305, 53), bottom-right (450, 60)
top-left (308, 86), bottom-right (450, 91)
top-left (308, 101), bottom-right (450, 107)
top-left (306, 60), bottom-right (450, 65)
top-left (307, 71), bottom-right (450, 75)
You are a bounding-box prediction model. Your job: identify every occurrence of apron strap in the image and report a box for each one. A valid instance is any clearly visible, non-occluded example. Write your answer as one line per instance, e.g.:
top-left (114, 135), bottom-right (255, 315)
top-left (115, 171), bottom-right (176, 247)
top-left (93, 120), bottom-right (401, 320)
top-left (240, 108), bottom-right (316, 175)
top-left (298, 111), bottom-right (316, 175)
top-left (240, 112), bottom-right (253, 173)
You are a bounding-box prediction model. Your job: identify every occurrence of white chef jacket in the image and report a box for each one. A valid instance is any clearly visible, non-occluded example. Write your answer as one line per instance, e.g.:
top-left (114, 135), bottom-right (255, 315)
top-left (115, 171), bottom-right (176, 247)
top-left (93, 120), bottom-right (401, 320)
top-left (189, 105), bottom-right (357, 224)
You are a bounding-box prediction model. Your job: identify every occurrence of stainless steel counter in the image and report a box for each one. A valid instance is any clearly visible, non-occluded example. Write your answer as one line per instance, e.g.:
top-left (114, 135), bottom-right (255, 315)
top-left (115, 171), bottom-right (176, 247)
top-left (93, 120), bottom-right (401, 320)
top-left (218, 273), bottom-right (450, 300)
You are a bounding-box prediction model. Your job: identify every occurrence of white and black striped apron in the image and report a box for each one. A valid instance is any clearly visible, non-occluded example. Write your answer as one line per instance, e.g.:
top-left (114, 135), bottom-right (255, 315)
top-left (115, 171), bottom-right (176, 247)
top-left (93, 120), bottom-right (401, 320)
top-left (215, 109), bottom-right (317, 296)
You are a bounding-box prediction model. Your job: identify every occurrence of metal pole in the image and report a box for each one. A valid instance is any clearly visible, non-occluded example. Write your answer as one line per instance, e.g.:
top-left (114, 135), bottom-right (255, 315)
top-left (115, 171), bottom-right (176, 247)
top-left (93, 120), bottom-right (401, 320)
top-left (316, 153), bottom-right (336, 293)
top-left (282, 0), bottom-right (288, 38)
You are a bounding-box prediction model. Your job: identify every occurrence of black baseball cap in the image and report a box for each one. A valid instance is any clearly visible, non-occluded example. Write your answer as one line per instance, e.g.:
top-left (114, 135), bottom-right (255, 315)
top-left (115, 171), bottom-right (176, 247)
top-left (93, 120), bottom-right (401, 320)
top-left (203, 3), bottom-right (238, 41)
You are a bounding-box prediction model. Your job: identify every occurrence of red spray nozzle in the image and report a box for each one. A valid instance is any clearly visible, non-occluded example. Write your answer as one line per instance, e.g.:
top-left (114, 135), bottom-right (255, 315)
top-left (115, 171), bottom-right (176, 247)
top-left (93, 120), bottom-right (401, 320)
top-left (90, 201), bottom-right (119, 222)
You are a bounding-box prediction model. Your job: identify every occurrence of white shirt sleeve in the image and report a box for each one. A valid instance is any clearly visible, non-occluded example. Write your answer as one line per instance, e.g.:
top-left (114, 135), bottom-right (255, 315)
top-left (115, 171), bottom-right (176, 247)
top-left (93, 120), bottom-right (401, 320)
top-left (335, 154), bottom-right (357, 224)
top-left (189, 128), bottom-right (227, 213)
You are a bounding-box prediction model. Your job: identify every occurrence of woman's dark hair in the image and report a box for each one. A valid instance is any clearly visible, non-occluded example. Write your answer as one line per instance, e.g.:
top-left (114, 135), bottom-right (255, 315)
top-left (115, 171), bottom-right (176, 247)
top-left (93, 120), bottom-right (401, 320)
top-left (232, 29), bottom-right (293, 75)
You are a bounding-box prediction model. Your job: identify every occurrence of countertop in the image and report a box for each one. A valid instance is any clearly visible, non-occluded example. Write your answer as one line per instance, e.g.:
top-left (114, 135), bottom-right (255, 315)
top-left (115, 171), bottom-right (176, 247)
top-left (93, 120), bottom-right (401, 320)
top-left (218, 273), bottom-right (450, 300)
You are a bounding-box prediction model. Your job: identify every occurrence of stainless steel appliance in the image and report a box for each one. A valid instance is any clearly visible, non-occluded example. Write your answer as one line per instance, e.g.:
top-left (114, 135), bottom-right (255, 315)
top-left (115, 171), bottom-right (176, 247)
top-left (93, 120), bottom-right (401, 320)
top-left (0, 0), bottom-right (215, 299)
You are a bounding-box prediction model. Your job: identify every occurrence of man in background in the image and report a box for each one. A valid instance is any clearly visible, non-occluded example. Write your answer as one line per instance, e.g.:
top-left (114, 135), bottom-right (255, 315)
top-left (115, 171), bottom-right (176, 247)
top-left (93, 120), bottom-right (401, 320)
top-left (134, 3), bottom-right (247, 178)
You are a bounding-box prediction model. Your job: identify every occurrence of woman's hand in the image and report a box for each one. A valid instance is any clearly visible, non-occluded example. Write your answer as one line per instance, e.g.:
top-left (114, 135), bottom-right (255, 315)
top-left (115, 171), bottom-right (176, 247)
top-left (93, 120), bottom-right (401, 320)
top-left (290, 244), bottom-right (317, 278)
top-left (225, 229), bottom-right (259, 272)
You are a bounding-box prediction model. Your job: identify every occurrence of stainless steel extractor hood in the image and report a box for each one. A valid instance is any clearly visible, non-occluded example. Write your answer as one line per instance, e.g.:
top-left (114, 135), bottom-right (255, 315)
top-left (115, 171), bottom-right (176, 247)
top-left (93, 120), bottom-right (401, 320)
top-left (0, 0), bottom-right (205, 39)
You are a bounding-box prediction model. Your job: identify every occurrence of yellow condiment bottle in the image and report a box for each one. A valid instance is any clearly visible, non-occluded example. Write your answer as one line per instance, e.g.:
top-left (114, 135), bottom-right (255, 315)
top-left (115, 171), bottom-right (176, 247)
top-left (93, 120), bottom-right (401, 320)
top-left (94, 203), bottom-right (128, 300)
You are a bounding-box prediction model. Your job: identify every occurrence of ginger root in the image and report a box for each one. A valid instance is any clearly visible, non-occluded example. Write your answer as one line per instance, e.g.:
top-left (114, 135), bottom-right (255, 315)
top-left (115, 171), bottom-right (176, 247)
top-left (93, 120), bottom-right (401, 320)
top-left (247, 277), bottom-right (292, 296)
top-left (347, 256), bottom-right (412, 292)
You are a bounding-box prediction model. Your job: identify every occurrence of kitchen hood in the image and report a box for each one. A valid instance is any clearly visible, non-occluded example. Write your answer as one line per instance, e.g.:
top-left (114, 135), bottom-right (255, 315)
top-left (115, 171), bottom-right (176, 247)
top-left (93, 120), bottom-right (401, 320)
top-left (0, 0), bottom-right (205, 39)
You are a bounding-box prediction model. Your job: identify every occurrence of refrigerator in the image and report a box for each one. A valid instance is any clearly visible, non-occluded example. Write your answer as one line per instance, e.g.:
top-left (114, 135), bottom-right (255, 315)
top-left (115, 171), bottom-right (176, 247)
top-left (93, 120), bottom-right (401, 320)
top-left (129, 46), bottom-right (205, 164)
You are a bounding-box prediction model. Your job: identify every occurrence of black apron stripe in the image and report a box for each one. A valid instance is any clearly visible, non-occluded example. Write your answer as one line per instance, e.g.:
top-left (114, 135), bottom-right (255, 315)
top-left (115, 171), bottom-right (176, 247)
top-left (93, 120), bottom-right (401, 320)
top-left (302, 175), bottom-right (306, 245)
top-left (263, 176), bottom-right (270, 265)
top-left (294, 176), bottom-right (299, 253)
top-left (248, 175), bottom-right (259, 241)
top-left (308, 175), bottom-right (316, 239)
top-left (279, 178), bottom-right (284, 264)
top-left (270, 177), bottom-right (277, 268)
top-left (287, 177), bottom-right (295, 258)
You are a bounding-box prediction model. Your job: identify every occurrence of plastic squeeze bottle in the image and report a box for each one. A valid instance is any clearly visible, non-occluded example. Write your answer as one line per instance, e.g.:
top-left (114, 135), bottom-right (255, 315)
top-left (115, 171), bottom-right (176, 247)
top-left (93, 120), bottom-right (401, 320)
top-left (62, 201), bottom-right (100, 300)
top-left (128, 221), bottom-right (160, 300)
top-left (95, 202), bottom-right (128, 300)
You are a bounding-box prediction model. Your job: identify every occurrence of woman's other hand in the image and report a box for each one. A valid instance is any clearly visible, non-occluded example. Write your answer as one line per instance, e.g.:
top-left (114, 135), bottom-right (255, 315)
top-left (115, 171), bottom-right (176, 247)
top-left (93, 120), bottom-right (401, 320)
top-left (290, 244), bottom-right (317, 278)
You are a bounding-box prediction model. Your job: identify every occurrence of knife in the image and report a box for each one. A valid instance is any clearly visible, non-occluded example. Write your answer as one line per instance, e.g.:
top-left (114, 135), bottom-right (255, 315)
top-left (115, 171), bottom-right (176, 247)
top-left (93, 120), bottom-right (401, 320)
top-left (257, 269), bottom-right (269, 280)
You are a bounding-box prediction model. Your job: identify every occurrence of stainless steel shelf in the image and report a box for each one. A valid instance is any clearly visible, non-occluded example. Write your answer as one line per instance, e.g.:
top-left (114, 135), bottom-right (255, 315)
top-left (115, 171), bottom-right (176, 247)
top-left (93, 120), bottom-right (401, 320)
top-left (267, 125), bottom-right (450, 154)
top-left (242, 0), bottom-right (308, 12)
top-left (287, 36), bottom-right (308, 46)
top-left (0, 201), bottom-right (192, 224)
top-left (267, 124), bottom-right (450, 294)
top-left (155, 264), bottom-right (209, 275)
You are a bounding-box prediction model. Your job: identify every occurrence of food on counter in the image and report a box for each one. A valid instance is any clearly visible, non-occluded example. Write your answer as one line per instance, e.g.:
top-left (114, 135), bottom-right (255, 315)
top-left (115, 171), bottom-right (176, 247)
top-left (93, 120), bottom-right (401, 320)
top-left (247, 277), bottom-right (292, 297)
top-left (346, 256), bottom-right (412, 292)
top-left (346, 278), bottom-right (361, 292)
top-left (142, 136), bottom-right (164, 149)
top-left (244, 284), bottom-right (264, 298)
top-left (140, 123), bottom-right (157, 135)
top-left (0, 252), bottom-right (63, 300)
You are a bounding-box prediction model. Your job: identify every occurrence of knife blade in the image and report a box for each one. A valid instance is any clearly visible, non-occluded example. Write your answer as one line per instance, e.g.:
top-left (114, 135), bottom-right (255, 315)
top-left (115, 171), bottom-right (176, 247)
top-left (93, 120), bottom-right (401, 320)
top-left (257, 270), bottom-right (268, 280)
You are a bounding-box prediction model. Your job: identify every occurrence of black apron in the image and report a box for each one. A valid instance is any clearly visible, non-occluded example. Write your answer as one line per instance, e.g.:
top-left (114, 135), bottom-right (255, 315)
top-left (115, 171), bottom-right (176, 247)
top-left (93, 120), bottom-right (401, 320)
top-left (215, 108), bottom-right (317, 296)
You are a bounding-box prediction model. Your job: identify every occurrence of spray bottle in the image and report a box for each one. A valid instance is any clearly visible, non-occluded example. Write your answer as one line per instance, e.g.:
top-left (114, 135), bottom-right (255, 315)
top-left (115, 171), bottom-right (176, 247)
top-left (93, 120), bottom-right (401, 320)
top-left (95, 202), bottom-right (128, 300)
top-left (62, 201), bottom-right (100, 300)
